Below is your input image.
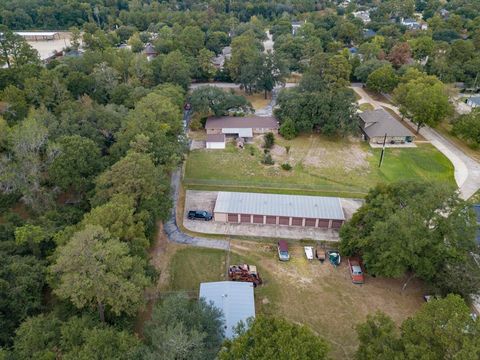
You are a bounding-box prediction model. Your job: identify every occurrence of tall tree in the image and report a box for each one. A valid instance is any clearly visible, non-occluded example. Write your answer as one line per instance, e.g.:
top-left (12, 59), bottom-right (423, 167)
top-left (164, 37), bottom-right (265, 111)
top-left (340, 181), bottom-right (477, 288)
top-left (219, 317), bottom-right (329, 360)
top-left (393, 75), bottom-right (452, 133)
top-left (0, 252), bottom-right (45, 347)
top-left (0, 26), bottom-right (40, 68)
top-left (256, 52), bottom-right (287, 99)
top-left (355, 295), bottom-right (480, 359)
top-left (50, 225), bottom-right (149, 322)
top-left (49, 135), bottom-right (102, 192)
top-left (366, 65), bottom-right (398, 93)
top-left (140, 293), bottom-right (224, 360)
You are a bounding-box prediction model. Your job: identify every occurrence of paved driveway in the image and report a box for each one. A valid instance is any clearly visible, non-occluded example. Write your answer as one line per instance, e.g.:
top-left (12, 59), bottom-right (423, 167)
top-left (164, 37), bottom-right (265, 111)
top-left (351, 84), bottom-right (480, 199)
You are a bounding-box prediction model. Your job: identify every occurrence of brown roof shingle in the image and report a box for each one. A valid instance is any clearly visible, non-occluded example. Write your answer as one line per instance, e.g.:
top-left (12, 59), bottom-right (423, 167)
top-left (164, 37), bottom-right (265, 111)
top-left (205, 116), bottom-right (279, 130)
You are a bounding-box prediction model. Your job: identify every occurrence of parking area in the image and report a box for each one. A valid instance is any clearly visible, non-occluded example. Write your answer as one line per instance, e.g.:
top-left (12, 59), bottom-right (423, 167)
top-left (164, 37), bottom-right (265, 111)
top-left (183, 190), bottom-right (363, 241)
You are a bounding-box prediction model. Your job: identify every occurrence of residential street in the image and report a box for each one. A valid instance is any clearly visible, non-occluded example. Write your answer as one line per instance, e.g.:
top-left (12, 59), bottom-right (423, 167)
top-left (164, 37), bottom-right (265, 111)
top-left (351, 83), bottom-right (480, 199)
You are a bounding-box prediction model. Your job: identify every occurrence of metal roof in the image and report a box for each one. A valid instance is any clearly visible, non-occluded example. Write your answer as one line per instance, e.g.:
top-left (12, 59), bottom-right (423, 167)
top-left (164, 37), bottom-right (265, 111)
top-left (468, 97), bottom-right (480, 106)
top-left (214, 192), bottom-right (345, 220)
top-left (359, 109), bottom-right (414, 138)
top-left (222, 128), bottom-right (253, 137)
top-left (15, 31), bottom-right (59, 36)
top-left (199, 281), bottom-right (255, 339)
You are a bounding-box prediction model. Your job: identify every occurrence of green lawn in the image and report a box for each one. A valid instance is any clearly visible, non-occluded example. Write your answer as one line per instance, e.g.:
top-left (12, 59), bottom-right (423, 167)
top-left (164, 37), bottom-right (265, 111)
top-left (184, 135), bottom-right (455, 197)
top-left (167, 247), bottom-right (227, 291)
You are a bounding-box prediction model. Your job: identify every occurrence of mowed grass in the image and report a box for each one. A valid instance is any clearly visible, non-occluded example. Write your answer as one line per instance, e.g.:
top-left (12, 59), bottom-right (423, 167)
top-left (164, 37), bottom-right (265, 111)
top-left (184, 135), bottom-right (455, 197)
top-left (167, 247), bottom-right (227, 291)
top-left (161, 242), bottom-right (424, 359)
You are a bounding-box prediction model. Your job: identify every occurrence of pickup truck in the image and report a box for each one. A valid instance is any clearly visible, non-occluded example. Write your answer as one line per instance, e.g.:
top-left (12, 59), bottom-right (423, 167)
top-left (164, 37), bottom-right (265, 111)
top-left (187, 210), bottom-right (213, 221)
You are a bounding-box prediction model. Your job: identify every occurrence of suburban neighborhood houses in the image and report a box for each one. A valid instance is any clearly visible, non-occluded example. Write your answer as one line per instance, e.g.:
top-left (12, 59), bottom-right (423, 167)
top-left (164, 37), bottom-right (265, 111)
top-left (1, 0), bottom-right (480, 359)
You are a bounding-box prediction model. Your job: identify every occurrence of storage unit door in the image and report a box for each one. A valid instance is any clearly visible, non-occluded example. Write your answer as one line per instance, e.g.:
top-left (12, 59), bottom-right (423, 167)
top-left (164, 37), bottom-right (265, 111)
top-left (278, 216), bottom-right (289, 226)
top-left (252, 215), bottom-right (264, 224)
top-left (317, 219), bottom-right (329, 228)
top-left (291, 217), bottom-right (303, 226)
top-left (331, 220), bottom-right (343, 229)
top-left (240, 214), bottom-right (251, 223)
top-left (305, 218), bottom-right (316, 227)
top-left (266, 216), bottom-right (276, 224)
top-left (228, 214), bottom-right (239, 222)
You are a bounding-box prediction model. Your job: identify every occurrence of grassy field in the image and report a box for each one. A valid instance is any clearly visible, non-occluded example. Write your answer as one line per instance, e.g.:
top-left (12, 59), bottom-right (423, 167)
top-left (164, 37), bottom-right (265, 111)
top-left (358, 103), bottom-right (374, 111)
top-left (437, 120), bottom-right (480, 162)
top-left (184, 135), bottom-right (455, 197)
top-left (233, 89), bottom-right (271, 110)
top-left (160, 242), bottom-right (424, 359)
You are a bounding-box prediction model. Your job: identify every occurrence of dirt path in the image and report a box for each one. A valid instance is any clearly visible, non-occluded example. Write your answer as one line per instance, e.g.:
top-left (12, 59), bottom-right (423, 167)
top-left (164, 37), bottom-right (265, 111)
top-left (134, 222), bottom-right (170, 336)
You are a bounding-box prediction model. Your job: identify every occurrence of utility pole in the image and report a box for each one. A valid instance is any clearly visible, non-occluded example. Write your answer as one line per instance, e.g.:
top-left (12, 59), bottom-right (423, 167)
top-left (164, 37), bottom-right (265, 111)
top-left (378, 133), bottom-right (387, 168)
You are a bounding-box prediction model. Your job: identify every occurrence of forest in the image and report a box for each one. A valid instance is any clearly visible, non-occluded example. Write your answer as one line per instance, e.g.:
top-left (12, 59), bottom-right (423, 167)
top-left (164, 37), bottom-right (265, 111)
top-left (1, 0), bottom-right (480, 359)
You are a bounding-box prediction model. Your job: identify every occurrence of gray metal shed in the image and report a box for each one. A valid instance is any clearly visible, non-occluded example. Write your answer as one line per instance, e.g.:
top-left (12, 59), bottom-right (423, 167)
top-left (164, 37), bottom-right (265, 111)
top-left (199, 281), bottom-right (255, 339)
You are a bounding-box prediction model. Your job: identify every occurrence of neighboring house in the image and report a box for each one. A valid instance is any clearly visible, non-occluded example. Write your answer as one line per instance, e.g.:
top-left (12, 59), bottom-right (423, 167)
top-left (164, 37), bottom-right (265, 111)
top-left (467, 97), bottom-right (480, 108)
top-left (359, 109), bottom-right (415, 145)
top-left (211, 54), bottom-right (225, 69)
top-left (213, 191), bottom-right (346, 229)
top-left (353, 11), bottom-right (371, 24)
top-left (206, 134), bottom-right (226, 149)
top-left (222, 46), bottom-right (232, 60)
top-left (199, 281), bottom-right (255, 339)
top-left (205, 116), bottom-right (279, 146)
top-left (401, 18), bottom-right (428, 30)
top-left (292, 21), bottom-right (303, 35)
top-left (143, 43), bottom-right (157, 61)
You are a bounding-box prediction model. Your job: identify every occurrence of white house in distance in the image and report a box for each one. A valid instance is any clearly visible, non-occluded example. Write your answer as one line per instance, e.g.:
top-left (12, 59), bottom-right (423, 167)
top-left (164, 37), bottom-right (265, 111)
top-left (353, 11), bottom-right (371, 24)
top-left (199, 281), bottom-right (255, 338)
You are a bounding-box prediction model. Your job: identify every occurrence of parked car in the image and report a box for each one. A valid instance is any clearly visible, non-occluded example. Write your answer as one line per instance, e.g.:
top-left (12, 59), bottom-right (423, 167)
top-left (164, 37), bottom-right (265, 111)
top-left (277, 240), bottom-right (290, 261)
top-left (348, 258), bottom-right (364, 284)
top-left (187, 210), bottom-right (213, 221)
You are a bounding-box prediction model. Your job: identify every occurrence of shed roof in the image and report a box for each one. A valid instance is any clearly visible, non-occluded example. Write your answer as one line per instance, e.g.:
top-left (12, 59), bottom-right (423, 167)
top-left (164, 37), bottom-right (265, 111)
top-left (468, 97), bottom-right (480, 106)
top-left (205, 116), bottom-right (278, 130)
top-left (359, 109), bottom-right (414, 138)
top-left (199, 281), bottom-right (255, 339)
top-left (214, 191), bottom-right (345, 220)
top-left (206, 134), bottom-right (225, 143)
top-left (15, 31), bottom-right (59, 36)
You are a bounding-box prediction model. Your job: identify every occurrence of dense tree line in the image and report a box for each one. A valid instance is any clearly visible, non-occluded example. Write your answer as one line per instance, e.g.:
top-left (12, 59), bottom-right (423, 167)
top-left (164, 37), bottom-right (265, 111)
top-left (340, 181), bottom-right (480, 298)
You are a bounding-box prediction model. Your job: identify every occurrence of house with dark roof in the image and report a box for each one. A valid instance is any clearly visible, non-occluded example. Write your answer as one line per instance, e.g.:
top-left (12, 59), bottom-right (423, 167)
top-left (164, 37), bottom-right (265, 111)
top-left (205, 116), bottom-right (278, 149)
top-left (358, 109), bottom-right (415, 145)
top-left (143, 43), bottom-right (157, 61)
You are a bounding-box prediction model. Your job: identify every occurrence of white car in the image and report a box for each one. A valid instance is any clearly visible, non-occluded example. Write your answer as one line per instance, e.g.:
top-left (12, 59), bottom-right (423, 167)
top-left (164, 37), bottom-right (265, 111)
top-left (304, 246), bottom-right (314, 260)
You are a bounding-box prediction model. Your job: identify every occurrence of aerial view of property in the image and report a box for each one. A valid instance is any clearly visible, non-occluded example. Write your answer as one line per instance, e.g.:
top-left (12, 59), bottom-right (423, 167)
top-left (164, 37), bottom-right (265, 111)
top-left (1, 0), bottom-right (480, 359)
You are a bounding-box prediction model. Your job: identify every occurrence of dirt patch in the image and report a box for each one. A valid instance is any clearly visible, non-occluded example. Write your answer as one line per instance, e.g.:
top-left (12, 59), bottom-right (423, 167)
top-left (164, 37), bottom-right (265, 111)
top-left (302, 143), bottom-right (371, 171)
top-left (230, 240), bottom-right (425, 359)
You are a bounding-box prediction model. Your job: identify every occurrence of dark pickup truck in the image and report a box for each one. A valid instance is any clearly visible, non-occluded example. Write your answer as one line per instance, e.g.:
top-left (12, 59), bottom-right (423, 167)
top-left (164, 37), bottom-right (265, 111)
top-left (187, 210), bottom-right (213, 221)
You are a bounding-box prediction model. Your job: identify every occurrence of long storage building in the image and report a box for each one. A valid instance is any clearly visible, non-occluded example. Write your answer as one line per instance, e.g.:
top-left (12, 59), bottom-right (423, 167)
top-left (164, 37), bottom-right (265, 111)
top-left (213, 191), bottom-right (345, 229)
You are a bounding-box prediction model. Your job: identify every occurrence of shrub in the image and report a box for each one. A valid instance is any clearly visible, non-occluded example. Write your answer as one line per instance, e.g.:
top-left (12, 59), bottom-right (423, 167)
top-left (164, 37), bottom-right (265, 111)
top-left (263, 132), bottom-right (275, 149)
top-left (261, 153), bottom-right (274, 165)
top-left (285, 145), bottom-right (290, 154)
top-left (279, 119), bottom-right (297, 140)
top-left (281, 163), bottom-right (292, 171)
